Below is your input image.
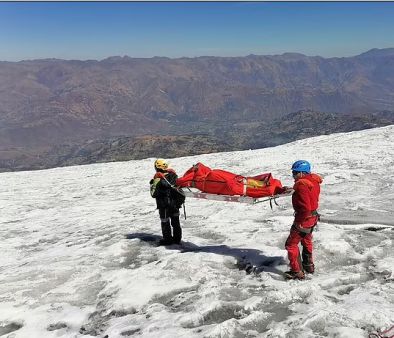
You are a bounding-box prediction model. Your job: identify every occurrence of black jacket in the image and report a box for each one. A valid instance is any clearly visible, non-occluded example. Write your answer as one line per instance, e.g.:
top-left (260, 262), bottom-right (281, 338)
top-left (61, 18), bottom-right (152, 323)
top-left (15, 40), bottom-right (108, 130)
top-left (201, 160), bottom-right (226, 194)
top-left (150, 170), bottom-right (184, 210)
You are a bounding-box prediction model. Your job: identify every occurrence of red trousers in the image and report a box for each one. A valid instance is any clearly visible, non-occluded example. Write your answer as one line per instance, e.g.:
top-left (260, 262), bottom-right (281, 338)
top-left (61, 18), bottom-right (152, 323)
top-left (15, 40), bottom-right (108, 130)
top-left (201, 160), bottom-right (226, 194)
top-left (285, 227), bottom-right (313, 272)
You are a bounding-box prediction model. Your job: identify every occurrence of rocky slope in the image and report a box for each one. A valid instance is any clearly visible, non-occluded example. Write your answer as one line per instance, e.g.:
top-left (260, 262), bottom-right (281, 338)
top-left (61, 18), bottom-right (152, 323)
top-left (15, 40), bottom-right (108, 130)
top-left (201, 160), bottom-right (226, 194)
top-left (1, 110), bottom-right (392, 172)
top-left (1, 48), bottom-right (394, 170)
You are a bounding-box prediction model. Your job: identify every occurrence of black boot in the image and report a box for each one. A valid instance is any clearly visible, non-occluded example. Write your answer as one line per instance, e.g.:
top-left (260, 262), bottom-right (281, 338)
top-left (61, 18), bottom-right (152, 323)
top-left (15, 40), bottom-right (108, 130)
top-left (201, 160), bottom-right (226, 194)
top-left (302, 263), bottom-right (315, 274)
top-left (160, 220), bottom-right (173, 245)
top-left (284, 270), bottom-right (305, 280)
top-left (302, 251), bottom-right (315, 274)
top-left (158, 238), bottom-right (173, 246)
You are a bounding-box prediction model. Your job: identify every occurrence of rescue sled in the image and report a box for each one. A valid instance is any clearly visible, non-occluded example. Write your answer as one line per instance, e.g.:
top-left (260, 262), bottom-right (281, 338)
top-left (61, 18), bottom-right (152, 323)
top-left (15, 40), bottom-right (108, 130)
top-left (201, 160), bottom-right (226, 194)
top-left (182, 188), bottom-right (293, 206)
top-left (176, 162), bottom-right (293, 206)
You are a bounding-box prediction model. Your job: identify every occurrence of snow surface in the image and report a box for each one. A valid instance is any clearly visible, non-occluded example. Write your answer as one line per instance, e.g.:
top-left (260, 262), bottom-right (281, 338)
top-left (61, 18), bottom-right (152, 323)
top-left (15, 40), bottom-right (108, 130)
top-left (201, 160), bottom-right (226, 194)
top-left (1, 126), bottom-right (393, 338)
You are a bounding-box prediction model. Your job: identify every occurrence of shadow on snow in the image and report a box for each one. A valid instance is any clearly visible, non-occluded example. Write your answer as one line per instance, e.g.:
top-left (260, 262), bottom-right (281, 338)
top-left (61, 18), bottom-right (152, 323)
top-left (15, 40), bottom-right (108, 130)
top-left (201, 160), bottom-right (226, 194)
top-left (125, 232), bottom-right (286, 276)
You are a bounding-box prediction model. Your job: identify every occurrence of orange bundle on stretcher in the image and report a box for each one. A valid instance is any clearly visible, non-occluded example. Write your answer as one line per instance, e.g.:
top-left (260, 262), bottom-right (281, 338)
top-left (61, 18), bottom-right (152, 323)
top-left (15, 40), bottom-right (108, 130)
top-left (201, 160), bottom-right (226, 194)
top-left (176, 162), bottom-right (283, 198)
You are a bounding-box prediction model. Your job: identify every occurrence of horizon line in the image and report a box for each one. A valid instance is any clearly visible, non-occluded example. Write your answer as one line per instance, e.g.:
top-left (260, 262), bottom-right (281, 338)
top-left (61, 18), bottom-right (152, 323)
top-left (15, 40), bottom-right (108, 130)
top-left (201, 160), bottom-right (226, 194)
top-left (1, 47), bottom-right (394, 63)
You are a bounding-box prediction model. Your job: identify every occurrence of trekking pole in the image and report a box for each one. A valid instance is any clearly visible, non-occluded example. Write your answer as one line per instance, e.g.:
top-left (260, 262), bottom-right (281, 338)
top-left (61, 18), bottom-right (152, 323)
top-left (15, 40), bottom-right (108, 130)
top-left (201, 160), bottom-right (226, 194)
top-left (183, 203), bottom-right (187, 220)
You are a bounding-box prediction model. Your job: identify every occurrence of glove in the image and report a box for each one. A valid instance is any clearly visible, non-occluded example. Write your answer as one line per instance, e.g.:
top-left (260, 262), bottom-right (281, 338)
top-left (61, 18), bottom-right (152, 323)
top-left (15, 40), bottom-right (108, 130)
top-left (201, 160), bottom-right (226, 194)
top-left (282, 186), bottom-right (293, 193)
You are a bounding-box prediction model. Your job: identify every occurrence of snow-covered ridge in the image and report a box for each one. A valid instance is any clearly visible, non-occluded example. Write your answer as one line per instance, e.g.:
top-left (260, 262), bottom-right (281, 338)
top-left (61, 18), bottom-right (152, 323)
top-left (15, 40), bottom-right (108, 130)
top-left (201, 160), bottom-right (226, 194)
top-left (1, 125), bottom-right (393, 337)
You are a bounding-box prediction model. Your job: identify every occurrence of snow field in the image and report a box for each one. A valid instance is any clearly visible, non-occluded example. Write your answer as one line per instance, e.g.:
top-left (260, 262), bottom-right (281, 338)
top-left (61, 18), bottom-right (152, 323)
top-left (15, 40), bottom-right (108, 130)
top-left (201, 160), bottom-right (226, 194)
top-left (0, 126), bottom-right (393, 337)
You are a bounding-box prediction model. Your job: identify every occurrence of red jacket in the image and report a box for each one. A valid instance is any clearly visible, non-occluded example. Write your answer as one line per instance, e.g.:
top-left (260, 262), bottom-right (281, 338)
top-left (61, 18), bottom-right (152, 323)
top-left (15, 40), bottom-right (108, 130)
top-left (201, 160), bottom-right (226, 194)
top-left (292, 173), bottom-right (322, 228)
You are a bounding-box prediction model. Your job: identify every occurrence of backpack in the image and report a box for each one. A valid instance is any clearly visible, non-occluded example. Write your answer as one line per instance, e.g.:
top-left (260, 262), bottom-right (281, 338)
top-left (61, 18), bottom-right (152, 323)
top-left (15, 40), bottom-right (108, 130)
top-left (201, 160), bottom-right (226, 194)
top-left (171, 187), bottom-right (186, 208)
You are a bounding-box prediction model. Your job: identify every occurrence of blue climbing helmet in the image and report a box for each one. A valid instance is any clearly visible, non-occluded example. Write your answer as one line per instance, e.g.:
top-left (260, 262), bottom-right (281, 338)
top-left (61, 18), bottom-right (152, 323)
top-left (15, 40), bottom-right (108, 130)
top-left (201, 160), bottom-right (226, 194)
top-left (291, 160), bottom-right (311, 174)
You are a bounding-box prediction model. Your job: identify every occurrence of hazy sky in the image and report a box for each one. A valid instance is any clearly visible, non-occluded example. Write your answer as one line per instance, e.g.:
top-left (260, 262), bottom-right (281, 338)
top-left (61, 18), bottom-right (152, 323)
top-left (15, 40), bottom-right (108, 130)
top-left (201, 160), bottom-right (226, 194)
top-left (1, 2), bottom-right (393, 61)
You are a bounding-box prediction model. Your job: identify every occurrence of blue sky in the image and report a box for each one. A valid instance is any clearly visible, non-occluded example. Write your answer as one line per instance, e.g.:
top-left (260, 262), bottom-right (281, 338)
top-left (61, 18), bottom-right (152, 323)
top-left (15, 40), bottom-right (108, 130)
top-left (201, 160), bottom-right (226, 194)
top-left (0, 2), bottom-right (393, 61)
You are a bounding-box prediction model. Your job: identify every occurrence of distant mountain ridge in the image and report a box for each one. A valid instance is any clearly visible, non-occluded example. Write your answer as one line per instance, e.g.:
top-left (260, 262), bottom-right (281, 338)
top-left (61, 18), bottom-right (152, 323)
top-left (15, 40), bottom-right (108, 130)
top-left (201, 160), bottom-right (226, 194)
top-left (357, 47), bottom-right (394, 58)
top-left (0, 48), bottom-right (394, 171)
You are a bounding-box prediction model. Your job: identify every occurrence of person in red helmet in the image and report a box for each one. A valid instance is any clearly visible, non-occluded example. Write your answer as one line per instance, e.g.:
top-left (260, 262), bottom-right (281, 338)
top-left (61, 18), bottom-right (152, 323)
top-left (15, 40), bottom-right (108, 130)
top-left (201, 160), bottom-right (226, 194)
top-left (283, 160), bottom-right (323, 280)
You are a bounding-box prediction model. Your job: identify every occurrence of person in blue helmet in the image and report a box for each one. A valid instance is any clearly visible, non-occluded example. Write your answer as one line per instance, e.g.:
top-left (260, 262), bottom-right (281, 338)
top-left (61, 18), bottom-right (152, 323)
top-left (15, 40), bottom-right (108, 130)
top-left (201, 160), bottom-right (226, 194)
top-left (283, 160), bottom-right (323, 280)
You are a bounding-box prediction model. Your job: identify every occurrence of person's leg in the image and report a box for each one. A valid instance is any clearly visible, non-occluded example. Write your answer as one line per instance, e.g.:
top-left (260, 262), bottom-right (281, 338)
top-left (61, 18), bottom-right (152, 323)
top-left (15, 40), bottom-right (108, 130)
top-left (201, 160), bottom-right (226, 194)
top-left (159, 208), bottom-right (173, 244)
top-left (169, 208), bottom-right (182, 244)
top-left (301, 233), bottom-right (314, 273)
top-left (170, 210), bottom-right (182, 244)
top-left (285, 229), bottom-right (303, 272)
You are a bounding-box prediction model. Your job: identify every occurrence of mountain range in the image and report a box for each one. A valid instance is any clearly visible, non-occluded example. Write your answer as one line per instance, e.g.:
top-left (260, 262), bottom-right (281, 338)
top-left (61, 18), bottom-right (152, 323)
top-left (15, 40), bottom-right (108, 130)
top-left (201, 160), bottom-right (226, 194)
top-left (1, 48), bottom-right (394, 171)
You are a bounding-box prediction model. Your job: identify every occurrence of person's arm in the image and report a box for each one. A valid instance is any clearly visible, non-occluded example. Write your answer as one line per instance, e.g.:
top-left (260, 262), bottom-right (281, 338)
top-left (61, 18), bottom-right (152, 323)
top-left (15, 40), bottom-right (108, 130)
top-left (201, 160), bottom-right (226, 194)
top-left (293, 184), bottom-right (312, 224)
top-left (276, 185), bottom-right (293, 194)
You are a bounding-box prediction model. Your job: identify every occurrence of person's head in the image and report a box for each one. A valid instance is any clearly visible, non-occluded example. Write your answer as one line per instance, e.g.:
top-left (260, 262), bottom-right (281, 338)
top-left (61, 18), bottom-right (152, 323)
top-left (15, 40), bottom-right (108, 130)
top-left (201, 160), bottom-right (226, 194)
top-left (291, 160), bottom-right (311, 179)
top-left (154, 158), bottom-right (169, 172)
